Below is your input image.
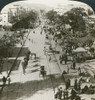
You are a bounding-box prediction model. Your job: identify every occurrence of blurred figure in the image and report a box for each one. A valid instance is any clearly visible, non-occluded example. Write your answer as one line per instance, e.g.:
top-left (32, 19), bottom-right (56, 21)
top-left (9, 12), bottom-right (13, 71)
top-left (67, 64), bottom-right (69, 74)
top-left (39, 65), bottom-right (46, 78)
top-left (49, 55), bottom-right (51, 62)
top-left (74, 78), bottom-right (78, 91)
top-left (2, 76), bottom-right (6, 85)
top-left (66, 79), bottom-right (71, 90)
top-left (55, 87), bottom-right (63, 100)
top-left (7, 77), bottom-right (11, 85)
top-left (72, 60), bottom-right (76, 69)
top-left (71, 88), bottom-right (77, 100)
top-left (75, 94), bottom-right (81, 100)
top-left (22, 58), bottom-right (28, 74)
top-left (63, 89), bottom-right (69, 99)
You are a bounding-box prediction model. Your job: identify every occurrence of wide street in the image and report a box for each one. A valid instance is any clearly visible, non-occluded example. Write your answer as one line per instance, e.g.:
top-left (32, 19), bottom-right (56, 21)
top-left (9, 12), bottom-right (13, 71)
top-left (0, 21), bottom-right (66, 100)
top-left (0, 15), bottom-right (95, 100)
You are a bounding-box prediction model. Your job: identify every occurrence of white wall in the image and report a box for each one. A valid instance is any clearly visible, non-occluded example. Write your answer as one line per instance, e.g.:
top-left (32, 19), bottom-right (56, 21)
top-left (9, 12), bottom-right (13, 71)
top-left (0, 13), bottom-right (8, 26)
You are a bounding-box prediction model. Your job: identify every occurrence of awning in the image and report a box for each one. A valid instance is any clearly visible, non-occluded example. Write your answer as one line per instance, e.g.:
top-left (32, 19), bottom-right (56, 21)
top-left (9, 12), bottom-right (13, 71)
top-left (73, 47), bottom-right (87, 53)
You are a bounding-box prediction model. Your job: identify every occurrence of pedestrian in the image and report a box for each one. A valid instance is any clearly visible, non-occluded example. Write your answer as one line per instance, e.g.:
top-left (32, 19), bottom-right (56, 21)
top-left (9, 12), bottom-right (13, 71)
top-left (2, 76), bottom-right (6, 85)
top-left (63, 89), bottom-right (69, 99)
top-left (59, 87), bottom-right (63, 99)
top-left (71, 88), bottom-right (77, 100)
top-left (82, 85), bottom-right (89, 93)
top-left (7, 77), bottom-right (11, 85)
top-left (65, 89), bottom-right (69, 99)
top-left (75, 94), bottom-right (81, 100)
top-left (59, 55), bottom-right (62, 64)
top-left (62, 70), bottom-right (66, 82)
top-left (77, 82), bottom-right (81, 92)
top-left (78, 67), bottom-right (81, 75)
top-left (94, 74), bottom-right (95, 78)
top-left (67, 64), bottom-right (69, 74)
top-left (78, 77), bottom-right (83, 85)
top-left (44, 47), bottom-right (46, 55)
top-left (49, 45), bottom-right (52, 50)
top-left (22, 58), bottom-right (28, 74)
top-left (29, 38), bottom-right (30, 41)
top-left (67, 79), bottom-right (71, 88)
top-left (63, 89), bottom-right (66, 99)
top-left (66, 80), bottom-right (69, 90)
top-left (46, 34), bottom-right (48, 39)
top-left (65, 79), bottom-right (70, 90)
top-left (0, 59), bottom-right (3, 74)
top-left (25, 50), bottom-right (31, 61)
top-left (64, 55), bottom-right (67, 64)
top-left (49, 55), bottom-right (51, 62)
top-left (40, 65), bottom-right (46, 78)
top-left (32, 39), bottom-right (33, 43)
top-left (55, 87), bottom-right (63, 100)
top-left (74, 79), bottom-right (78, 91)
top-left (33, 31), bottom-right (35, 34)
top-left (34, 53), bottom-right (36, 60)
top-left (40, 28), bottom-right (43, 34)
top-left (86, 77), bottom-right (90, 83)
top-left (72, 60), bottom-right (76, 69)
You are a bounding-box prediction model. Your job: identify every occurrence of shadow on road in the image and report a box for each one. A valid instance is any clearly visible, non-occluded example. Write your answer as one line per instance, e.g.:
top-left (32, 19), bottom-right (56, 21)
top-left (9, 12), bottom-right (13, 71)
top-left (33, 63), bottom-right (40, 67)
top-left (31, 69), bottom-right (39, 73)
top-left (0, 75), bottom-right (65, 100)
top-left (10, 47), bottom-right (29, 57)
top-left (2, 59), bottom-right (21, 72)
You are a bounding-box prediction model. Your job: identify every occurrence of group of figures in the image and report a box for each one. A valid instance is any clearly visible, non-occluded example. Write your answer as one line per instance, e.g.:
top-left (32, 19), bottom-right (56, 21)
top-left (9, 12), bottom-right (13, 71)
top-left (0, 76), bottom-right (11, 87)
top-left (21, 49), bottom-right (47, 78)
top-left (54, 78), bottom-right (84, 100)
top-left (55, 87), bottom-right (81, 100)
top-left (55, 84), bottom-right (95, 100)
top-left (55, 76), bottom-right (95, 100)
top-left (21, 50), bottom-right (36, 74)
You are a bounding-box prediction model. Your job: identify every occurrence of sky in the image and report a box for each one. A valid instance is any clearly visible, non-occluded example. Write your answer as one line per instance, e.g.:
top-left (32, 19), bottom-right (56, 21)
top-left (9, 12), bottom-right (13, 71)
top-left (23, 0), bottom-right (70, 7)
top-left (1, 0), bottom-right (93, 13)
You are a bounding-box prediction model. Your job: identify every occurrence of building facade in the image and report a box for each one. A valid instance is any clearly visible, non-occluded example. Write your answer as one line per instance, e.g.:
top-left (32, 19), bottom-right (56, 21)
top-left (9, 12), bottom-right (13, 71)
top-left (0, 13), bottom-right (9, 26)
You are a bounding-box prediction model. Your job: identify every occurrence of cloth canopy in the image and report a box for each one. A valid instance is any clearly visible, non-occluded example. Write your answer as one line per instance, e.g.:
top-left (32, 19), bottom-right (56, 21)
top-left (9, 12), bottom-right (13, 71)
top-left (73, 47), bottom-right (87, 53)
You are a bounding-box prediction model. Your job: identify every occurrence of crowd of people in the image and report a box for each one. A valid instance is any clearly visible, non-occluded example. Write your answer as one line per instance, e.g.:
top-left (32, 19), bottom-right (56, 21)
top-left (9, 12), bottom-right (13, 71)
top-left (42, 24), bottom-right (95, 100)
top-left (55, 87), bottom-right (81, 100)
top-left (55, 79), bottom-right (95, 100)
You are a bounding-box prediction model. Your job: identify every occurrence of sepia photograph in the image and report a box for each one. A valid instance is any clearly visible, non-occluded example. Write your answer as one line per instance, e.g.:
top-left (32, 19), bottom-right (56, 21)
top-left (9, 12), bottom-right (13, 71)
top-left (0, 0), bottom-right (95, 100)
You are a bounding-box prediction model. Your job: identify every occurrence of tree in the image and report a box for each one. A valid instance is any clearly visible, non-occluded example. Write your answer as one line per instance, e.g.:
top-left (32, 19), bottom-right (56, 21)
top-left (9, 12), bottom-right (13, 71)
top-left (46, 7), bottom-right (95, 48)
top-left (12, 10), bottom-right (38, 30)
top-left (0, 32), bottom-right (20, 57)
top-left (46, 10), bottom-right (59, 24)
top-left (60, 7), bottom-right (88, 34)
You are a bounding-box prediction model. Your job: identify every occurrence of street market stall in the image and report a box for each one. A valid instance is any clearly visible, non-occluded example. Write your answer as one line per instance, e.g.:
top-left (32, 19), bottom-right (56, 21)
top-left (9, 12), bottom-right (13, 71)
top-left (72, 47), bottom-right (87, 62)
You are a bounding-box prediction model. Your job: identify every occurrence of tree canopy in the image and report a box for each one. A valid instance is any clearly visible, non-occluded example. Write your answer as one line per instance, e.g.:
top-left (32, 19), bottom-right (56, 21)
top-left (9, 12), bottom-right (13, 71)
top-left (12, 10), bottom-right (38, 30)
top-left (46, 7), bottom-right (95, 47)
